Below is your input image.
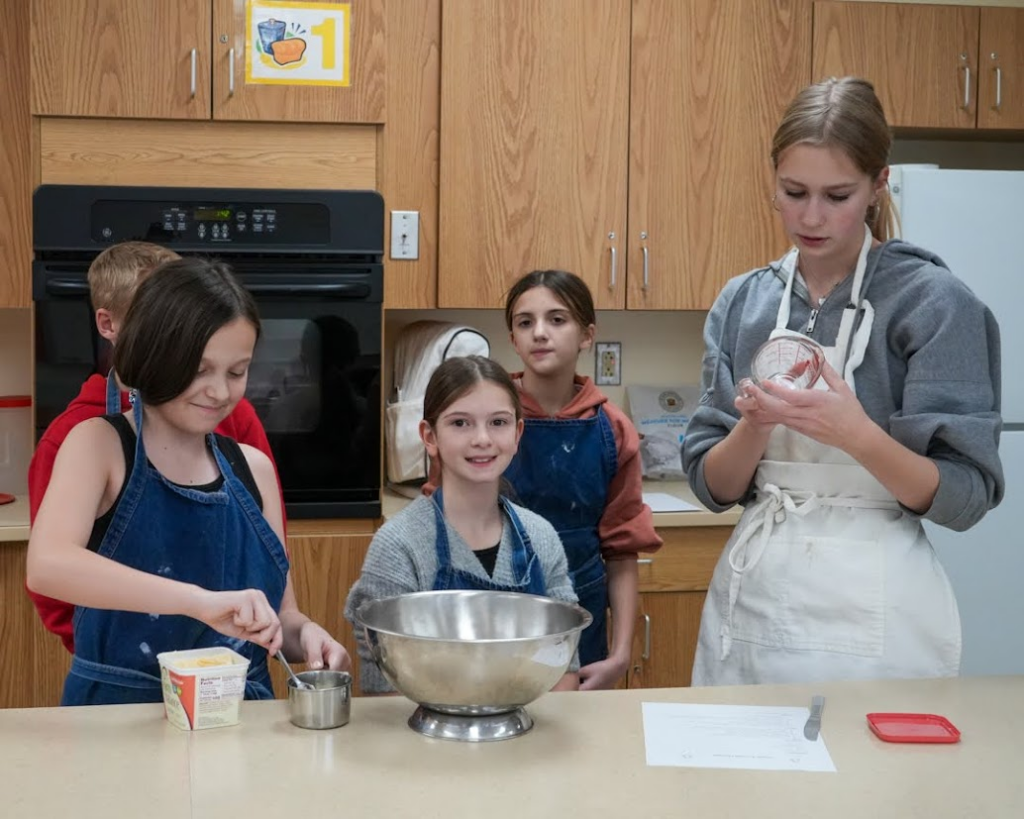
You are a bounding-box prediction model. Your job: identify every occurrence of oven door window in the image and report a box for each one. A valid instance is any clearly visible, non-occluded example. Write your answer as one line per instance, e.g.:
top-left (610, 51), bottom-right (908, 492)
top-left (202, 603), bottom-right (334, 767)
top-left (247, 307), bottom-right (381, 504)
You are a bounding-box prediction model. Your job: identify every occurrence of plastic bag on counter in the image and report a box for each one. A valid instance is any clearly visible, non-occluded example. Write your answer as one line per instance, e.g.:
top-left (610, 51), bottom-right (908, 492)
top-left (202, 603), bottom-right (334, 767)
top-left (626, 385), bottom-right (701, 480)
top-left (386, 321), bottom-right (490, 486)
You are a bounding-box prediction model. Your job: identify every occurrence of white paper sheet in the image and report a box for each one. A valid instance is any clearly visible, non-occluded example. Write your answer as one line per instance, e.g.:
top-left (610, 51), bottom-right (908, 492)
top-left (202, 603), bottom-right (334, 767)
top-left (642, 492), bottom-right (700, 513)
top-left (642, 702), bottom-right (836, 772)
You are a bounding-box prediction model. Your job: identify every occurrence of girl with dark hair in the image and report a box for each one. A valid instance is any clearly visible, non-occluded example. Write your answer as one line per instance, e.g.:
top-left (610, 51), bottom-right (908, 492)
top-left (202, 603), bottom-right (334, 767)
top-left (683, 77), bottom-right (1003, 685)
top-left (502, 270), bottom-right (662, 690)
top-left (27, 258), bottom-right (349, 706)
top-left (345, 356), bottom-right (580, 694)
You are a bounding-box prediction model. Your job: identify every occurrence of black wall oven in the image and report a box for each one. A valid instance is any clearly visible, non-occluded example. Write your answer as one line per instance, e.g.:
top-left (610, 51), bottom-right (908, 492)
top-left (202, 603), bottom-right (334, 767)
top-left (32, 185), bottom-right (383, 519)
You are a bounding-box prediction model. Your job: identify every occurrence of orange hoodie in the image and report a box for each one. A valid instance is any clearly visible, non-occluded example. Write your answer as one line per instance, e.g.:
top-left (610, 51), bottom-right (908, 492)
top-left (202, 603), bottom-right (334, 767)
top-left (425, 374), bottom-right (662, 560)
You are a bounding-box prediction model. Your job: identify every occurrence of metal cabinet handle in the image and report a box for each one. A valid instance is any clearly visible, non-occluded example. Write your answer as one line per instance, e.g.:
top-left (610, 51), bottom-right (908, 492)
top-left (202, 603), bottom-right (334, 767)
top-left (637, 558), bottom-right (653, 565)
top-left (229, 48), bottom-right (236, 96)
top-left (608, 232), bottom-right (617, 289)
top-left (641, 613), bottom-right (651, 661)
top-left (640, 230), bottom-right (649, 291)
top-left (994, 66), bottom-right (1002, 111)
top-left (189, 48), bottom-right (197, 99)
top-left (962, 65), bottom-right (971, 110)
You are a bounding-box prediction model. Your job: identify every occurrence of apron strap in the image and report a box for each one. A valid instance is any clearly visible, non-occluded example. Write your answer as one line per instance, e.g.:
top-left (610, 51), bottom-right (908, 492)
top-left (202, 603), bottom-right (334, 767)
top-left (106, 369), bottom-right (121, 415)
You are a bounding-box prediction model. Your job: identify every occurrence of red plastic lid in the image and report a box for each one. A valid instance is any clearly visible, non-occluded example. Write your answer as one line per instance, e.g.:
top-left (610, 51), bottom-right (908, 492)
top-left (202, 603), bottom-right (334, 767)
top-left (0, 395), bottom-right (31, 408)
top-left (866, 712), bottom-right (961, 744)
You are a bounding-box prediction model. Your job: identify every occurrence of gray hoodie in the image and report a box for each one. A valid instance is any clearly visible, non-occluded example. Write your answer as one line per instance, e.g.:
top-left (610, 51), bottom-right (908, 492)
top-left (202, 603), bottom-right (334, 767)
top-left (682, 239), bottom-right (1003, 532)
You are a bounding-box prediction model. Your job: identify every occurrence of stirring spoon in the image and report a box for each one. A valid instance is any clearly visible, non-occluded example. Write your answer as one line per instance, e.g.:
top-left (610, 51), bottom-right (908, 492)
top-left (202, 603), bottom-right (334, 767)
top-left (275, 649), bottom-right (315, 690)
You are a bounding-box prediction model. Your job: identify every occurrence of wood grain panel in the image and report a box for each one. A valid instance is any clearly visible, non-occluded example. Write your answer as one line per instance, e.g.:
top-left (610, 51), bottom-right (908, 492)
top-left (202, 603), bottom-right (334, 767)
top-left (212, 0), bottom-right (386, 124)
top-left (31, 0), bottom-right (212, 119)
top-left (39, 118), bottom-right (377, 189)
top-left (268, 533), bottom-right (373, 698)
top-left (977, 8), bottom-right (1024, 129)
top-left (629, 592), bottom-right (706, 689)
top-left (812, 1), bottom-right (979, 129)
top-left (438, 0), bottom-right (630, 309)
top-left (379, 0), bottom-right (440, 309)
top-left (638, 526), bottom-right (731, 593)
top-left (0, 543), bottom-right (73, 709)
top-left (628, 0), bottom-right (808, 310)
top-left (0, 0), bottom-right (32, 308)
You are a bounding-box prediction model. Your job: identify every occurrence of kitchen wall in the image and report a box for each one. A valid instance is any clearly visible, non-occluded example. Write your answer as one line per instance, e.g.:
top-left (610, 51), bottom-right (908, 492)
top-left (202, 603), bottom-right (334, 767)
top-left (385, 309), bottom-right (707, 414)
top-left (0, 309), bottom-right (31, 397)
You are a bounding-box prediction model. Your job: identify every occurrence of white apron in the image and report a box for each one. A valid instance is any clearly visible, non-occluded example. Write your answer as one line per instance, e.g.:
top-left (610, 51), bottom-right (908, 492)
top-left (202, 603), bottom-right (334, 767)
top-left (692, 227), bottom-right (961, 686)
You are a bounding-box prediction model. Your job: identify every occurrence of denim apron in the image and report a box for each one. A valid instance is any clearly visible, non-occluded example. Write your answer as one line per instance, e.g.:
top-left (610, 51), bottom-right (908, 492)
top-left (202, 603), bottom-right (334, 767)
top-left (504, 408), bottom-right (618, 665)
top-left (105, 369), bottom-right (123, 415)
top-left (430, 489), bottom-right (547, 595)
top-left (62, 393), bottom-right (289, 706)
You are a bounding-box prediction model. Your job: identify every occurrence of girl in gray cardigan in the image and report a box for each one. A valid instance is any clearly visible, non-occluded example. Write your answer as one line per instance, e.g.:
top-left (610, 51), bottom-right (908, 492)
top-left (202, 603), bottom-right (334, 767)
top-left (345, 356), bottom-right (579, 694)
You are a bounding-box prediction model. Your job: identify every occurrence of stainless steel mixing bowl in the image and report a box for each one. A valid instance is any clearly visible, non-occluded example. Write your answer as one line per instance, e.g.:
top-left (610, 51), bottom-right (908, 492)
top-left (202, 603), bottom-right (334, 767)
top-left (355, 590), bottom-right (591, 729)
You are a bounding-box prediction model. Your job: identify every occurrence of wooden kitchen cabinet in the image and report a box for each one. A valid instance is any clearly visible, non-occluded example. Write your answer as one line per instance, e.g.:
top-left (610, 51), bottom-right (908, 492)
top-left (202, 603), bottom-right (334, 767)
top-left (626, 0), bottom-right (807, 310)
top-left (438, 0), bottom-right (806, 310)
top-left (813, 2), bottom-right (1024, 131)
top-left (0, 542), bottom-right (73, 709)
top-left (976, 8), bottom-right (1024, 130)
top-left (626, 526), bottom-right (730, 688)
top-left (31, 0), bottom-right (214, 119)
top-left (31, 0), bottom-right (385, 123)
top-left (212, 0), bottom-right (386, 124)
top-left (0, 0), bottom-right (32, 308)
top-left (438, 0), bottom-right (631, 310)
top-left (268, 526), bottom-right (375, 698)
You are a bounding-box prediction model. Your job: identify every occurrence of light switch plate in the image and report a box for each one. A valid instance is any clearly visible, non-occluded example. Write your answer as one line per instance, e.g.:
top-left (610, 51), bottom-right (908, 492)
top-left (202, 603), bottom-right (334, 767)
top-left (390, 210), bottom-right (420, 259)
top-left (596, 341), bottom-right (621, 386)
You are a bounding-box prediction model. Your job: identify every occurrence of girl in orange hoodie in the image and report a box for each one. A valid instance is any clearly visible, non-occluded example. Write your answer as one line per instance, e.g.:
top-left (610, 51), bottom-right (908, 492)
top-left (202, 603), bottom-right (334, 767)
top-left (503, 270), bottom-right (662, 689)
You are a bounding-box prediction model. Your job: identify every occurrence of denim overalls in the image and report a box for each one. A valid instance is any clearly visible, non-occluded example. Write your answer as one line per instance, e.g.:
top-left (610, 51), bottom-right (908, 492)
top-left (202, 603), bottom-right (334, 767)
top-left (430, 489), bottom-right (547, 595)
top-left (62, 393), bottom-right (289, 706)
top-left (504, 408), bottom-right (618, 665)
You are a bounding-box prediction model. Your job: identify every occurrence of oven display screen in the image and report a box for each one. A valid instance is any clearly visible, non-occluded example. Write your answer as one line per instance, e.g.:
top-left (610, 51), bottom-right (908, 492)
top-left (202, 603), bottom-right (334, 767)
top-left (194, 207), bottom-right (232, 221)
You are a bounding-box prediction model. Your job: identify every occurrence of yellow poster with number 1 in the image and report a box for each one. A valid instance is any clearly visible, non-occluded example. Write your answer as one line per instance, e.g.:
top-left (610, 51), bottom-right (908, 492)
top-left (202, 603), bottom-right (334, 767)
top-left (246, 0), bottom-right (351, 86)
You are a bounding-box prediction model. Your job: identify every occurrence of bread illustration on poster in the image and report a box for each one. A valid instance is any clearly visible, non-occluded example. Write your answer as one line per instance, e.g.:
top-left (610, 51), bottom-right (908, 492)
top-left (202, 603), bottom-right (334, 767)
top-left (256, 18), bottom-right (308, 67)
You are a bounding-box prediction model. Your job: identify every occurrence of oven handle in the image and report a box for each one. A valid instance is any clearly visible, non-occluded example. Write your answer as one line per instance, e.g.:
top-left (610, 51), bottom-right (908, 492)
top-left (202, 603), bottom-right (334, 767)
top-left (244, 282), bottom-right (372, 298)
top-left (44, 278), bottom-right (373, 299)
top-left (44, 278), bottom-right (92, 296)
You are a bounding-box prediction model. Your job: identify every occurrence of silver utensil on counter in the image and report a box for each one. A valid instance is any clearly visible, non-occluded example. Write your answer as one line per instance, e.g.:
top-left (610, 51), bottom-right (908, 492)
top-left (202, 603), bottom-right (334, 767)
top-left (804, 694), bottom-right (826, 740)
top-left (275, 650), bottom-right (315, 690)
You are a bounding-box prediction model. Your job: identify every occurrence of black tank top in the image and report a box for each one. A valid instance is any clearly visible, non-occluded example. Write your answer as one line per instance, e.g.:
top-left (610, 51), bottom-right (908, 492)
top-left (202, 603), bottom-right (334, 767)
top-left (86, 414), bottom-right (263, 552)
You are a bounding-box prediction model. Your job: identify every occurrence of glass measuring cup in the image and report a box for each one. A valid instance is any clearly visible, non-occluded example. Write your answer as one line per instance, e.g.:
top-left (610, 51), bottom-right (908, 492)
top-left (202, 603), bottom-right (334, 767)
top-left (740, 335), bottom-right (825, 396)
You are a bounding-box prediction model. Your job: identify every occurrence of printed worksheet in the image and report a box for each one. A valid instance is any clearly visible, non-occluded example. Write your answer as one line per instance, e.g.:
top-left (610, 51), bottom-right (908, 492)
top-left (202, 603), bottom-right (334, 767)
top-left (642, 703), bottom-right (837, 772)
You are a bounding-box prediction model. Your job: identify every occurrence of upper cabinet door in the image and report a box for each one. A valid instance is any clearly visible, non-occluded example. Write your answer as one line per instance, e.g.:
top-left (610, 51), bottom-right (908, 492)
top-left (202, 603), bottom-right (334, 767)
top-left (31, 0), bottom-right (212, 119)
top-left (438, 0), bottom-right (630, 309)
top-left (628, 0), bottom-right (808, 311)
top-left (212, 0), bottom-right (386, 123)
top-left (977, 8), bottom-right (1024, 131)
top-left (812, 1), bottom-right (979, 130)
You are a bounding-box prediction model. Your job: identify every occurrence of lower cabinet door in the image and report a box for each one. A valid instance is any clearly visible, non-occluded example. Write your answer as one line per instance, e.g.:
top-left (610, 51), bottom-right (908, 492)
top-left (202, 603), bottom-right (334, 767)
top-left (628, 591), bottom-right (706, 689)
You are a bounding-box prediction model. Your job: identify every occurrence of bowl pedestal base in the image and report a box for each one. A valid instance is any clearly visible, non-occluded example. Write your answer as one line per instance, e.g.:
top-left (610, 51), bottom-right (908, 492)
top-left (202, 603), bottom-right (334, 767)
top-left (407, 705), bottom-right (534, 741)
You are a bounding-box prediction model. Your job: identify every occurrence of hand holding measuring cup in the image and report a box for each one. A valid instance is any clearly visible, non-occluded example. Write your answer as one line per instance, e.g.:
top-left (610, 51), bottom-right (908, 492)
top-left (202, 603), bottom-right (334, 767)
top-left (738, 336), bottom-right (825, 399)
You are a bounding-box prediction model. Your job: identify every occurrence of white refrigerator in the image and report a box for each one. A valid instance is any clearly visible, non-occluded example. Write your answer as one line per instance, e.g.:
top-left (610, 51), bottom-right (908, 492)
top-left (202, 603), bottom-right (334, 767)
top-left (890, 165), bottom-right (1023, 675)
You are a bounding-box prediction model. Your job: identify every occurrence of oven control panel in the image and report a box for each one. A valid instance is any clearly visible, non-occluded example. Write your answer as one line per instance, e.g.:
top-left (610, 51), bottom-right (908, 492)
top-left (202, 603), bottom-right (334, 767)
top-left (91, 199), bottom-right (330, 246)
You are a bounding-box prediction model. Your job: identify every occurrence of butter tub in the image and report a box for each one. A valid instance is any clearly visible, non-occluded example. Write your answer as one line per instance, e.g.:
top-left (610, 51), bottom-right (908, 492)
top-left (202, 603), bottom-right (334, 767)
top-left (157, 647), bottom-right (250, 731)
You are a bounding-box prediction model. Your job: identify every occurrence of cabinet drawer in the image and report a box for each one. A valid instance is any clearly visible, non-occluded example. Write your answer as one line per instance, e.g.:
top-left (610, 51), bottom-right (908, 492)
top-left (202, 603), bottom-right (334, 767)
top-left (637, 527), bottom-right (731, 593)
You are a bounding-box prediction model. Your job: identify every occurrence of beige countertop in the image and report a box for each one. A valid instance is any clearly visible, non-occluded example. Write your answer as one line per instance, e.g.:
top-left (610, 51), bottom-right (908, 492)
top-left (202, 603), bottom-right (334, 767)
top-left (3, 675), bottom-right (1022, 818)
top-left (2, 479), bottom-right (741, 544)
top-left (385, 480), bottom-right (742, 528)
top-left (0, 495), bottom-right (29, 543)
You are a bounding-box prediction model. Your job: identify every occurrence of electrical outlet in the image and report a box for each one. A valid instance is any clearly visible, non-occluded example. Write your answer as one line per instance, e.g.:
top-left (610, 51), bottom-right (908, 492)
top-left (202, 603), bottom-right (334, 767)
top-left (595, 341), bottom-right (622, 386)
top-left (390, 210), bottom-right (420, 259)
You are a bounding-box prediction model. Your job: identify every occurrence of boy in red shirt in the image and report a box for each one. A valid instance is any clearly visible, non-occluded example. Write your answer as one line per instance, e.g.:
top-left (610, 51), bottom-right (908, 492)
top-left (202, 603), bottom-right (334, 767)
top-left (27, 241), bottom-right (284, 652)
